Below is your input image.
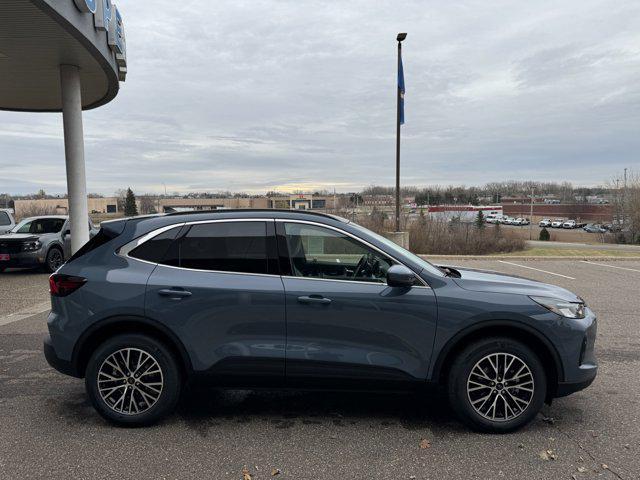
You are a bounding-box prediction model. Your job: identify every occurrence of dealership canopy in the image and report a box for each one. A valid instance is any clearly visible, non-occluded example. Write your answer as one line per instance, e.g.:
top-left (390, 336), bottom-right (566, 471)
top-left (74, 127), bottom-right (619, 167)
top-left (0, 0), bottom-right (126, 252)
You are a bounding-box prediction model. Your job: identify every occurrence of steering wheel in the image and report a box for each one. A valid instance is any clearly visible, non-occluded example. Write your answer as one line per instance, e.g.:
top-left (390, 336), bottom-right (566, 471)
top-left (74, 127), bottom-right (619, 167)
top-left (353, 253), bottom-right (378, 279)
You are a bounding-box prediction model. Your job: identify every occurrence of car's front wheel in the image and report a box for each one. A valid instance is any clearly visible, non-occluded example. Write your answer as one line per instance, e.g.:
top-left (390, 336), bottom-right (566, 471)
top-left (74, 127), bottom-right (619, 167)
top-left (85, 334), bottom-right (181, 426)
top-left (44, 247), bottom-right (64, 273)
top-left (448, 337), bottom-right (547, 433)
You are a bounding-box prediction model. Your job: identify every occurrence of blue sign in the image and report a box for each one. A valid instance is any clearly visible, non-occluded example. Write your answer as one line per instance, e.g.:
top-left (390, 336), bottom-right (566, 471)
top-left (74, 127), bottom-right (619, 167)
top-left (72, 0), bottom-right (126, 81)
top-left (73, 0), bottom-right (97, 14)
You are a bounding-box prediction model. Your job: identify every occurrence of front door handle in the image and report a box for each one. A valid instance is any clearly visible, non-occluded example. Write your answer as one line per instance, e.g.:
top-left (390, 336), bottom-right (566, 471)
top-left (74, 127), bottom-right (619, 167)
top-left (297, 295), bottom-right (331, 305)
top-left (158, 288), bottom-right (192, 299)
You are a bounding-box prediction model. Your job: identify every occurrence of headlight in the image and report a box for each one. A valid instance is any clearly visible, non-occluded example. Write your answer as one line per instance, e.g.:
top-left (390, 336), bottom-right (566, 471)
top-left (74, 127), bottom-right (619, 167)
top-left (530, 296), bottom-right (586, 319)
top-left (21, 241), bottom-right (42, 252)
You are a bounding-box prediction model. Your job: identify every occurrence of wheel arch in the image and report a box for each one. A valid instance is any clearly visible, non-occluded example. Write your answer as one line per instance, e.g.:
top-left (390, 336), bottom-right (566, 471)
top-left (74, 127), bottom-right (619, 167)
top-left (432, 320), bottom-right (564, 397)
top-left (72, 315), bottom-right (193, 379)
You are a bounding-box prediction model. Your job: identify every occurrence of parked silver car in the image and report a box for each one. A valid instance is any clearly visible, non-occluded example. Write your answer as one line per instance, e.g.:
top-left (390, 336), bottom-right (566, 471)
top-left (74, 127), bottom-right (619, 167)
top-left (0, 209), bottom-right (15, 234)
top-left (0, 215), bottom-right (97, 272)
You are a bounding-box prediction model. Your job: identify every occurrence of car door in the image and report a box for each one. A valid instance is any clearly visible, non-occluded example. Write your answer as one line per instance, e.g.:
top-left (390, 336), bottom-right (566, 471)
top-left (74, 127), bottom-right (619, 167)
top-left (277, 220), bottom-right (438, 389)
top-left (62, 220), bottom-right (72, 258)
top-left (143, 220), bottom-right (286, 386)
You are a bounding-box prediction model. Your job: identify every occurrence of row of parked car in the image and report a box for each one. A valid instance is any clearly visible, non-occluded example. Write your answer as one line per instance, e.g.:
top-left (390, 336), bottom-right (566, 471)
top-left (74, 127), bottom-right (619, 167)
top-left (485, 215), bottom-right (530, 226)
top-left (538, 218), bottom-right (585, 229)
top-left (538, 218), bottom-right (615, 233)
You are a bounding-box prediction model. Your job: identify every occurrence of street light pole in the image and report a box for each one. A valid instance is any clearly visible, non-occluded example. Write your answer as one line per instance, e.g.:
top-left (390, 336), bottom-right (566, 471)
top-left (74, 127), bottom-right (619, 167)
top-left (529, 186), bottom-right (534, 240)
top-left (395, 32), bottom-right (407, 233)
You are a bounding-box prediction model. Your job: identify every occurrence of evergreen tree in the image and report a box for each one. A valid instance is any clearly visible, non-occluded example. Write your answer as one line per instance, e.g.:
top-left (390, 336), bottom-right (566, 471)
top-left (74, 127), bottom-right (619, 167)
top-left (539, 227), bottom-right (550, 241)
top-left (475, 210), bottom-right (485, 229)
top-left (124, 188), bottom-right (138, 217)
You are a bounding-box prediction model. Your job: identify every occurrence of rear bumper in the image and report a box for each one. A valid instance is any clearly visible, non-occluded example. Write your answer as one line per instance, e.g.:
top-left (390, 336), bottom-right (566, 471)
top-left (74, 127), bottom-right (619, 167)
top-left (43, 335), bottom-right (79, 377)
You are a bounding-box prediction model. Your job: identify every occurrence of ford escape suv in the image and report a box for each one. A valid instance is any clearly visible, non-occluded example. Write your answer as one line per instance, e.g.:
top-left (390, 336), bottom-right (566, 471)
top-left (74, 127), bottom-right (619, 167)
top-left (44, 210), bottom-right (597, 432)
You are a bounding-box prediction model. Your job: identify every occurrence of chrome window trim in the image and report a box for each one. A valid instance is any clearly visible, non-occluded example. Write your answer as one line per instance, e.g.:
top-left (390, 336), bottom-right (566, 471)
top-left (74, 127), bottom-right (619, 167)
top-left (277, 219), bottom-right (429, 288)
top-left (280, 274), bottom-right (430, 289)
top-left (118, 219), bottom-right (274, 276)
top-left (118, 223), bottom-right (186, 257)
top-left (118, 217), bottom-right (429, 288)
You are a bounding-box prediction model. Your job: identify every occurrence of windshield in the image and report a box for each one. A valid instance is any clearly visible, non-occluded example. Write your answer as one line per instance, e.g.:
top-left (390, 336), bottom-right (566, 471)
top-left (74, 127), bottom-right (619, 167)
top-left (349, 222), bottom-right (444, 277)
top-left (12, 218), bottom-right (65, 234)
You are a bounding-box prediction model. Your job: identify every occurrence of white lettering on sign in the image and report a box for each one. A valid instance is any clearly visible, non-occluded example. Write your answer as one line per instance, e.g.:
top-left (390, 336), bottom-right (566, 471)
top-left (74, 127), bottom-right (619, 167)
top-left (72, 0), bottom-right (126, 81)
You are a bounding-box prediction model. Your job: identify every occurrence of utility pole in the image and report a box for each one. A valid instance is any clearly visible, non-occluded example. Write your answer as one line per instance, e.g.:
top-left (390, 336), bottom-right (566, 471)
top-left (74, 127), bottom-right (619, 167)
top-left (395, 32), bottom-right (407, 232)
top-left (529, 186), bottom-right (534, 240)
top-left (623, 168), bottom-right (628, 228)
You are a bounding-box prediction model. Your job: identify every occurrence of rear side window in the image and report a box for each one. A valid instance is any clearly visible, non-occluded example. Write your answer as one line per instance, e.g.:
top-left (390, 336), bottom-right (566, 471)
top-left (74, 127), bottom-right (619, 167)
top-left (0, 212), bottom-right (11, 226)
top-left (162, 221), bottom-right (269, 275)
top-left (129, 227), bottom-right (182, 263)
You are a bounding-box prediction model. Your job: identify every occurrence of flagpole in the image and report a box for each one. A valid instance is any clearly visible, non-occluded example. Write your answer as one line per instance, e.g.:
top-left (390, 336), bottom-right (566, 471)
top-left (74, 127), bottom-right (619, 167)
top-left (395, 33), bottom-right (406, 232)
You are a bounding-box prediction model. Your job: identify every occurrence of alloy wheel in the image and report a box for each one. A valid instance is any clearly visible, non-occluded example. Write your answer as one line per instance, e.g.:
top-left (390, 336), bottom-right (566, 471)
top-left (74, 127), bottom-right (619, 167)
top-left (466, 352), bottom-right (534, 422)
top-left (48, 249), bottom-right (63, 270)
top-left (97, 348), bottom-right (164, 415)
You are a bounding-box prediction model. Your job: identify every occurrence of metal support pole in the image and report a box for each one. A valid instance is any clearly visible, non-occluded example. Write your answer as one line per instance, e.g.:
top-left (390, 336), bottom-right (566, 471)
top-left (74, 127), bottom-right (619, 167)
top-left (529, 187), bottom-right (534, 240)
top-left (60, 65), bottom-right (89, 254)
top-left (395, 41), bottom-right (402, 233)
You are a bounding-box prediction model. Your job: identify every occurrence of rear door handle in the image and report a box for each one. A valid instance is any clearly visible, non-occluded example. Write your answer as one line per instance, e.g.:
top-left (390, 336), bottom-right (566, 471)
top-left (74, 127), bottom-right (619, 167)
top-left (297, 295), bottom-right (332, 305)
top-left (158, 288), bottom-right (192, 299)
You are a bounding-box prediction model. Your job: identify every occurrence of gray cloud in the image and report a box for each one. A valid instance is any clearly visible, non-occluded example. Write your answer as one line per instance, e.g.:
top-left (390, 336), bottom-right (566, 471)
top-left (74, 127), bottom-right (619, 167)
top-left (1, 0), bottom-right (639, 195)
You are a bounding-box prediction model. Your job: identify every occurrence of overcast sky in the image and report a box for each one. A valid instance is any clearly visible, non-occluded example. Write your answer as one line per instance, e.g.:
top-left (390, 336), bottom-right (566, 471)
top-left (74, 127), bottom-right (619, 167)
top-left (1, 0), bottom-right (639, 195)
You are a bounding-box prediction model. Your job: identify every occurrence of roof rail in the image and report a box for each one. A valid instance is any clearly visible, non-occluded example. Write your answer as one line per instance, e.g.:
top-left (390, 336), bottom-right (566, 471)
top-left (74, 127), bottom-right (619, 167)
top-left (164, 209), bottom-right (349, 222)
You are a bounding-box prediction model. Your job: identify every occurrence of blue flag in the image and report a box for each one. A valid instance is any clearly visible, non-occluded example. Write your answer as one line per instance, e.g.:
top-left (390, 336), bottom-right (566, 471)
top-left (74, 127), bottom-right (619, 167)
top-left (398, 51), bottom-right (405, 125)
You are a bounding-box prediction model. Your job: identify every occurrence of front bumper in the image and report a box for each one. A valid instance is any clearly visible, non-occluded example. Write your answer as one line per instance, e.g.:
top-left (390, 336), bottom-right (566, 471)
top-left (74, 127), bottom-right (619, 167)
top-left (552, 308), bottom-right (598, 397)
top-left (43, 335), bottom-right (78, 377)
top-left (556, 371), bottom-right (597, 397)
top-left (0, 251), bottom-right (46, 268)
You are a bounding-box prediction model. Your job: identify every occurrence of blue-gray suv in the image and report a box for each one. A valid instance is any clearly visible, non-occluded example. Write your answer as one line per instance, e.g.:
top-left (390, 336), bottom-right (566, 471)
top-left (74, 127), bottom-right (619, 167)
top-left (44, 210), bottom-right (597, 432)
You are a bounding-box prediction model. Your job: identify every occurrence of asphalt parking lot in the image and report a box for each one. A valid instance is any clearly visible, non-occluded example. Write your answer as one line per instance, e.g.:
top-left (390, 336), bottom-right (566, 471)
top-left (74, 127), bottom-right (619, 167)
top-left (1, 260), bottom-right (639, 479)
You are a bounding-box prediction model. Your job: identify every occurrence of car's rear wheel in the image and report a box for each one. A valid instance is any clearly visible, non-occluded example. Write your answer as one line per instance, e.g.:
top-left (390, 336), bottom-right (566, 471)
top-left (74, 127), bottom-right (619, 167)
top-left (85, 334), bottom-right (181, 426)
top-left (447, 337), bottom-right (546, 433)
top-left (44, 247), bottom-right (64, 273)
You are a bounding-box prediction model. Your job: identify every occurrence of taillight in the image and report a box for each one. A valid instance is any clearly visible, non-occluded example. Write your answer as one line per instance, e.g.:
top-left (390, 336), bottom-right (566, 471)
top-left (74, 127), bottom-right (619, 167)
top-left (49, 274), bottom-right (86, 297)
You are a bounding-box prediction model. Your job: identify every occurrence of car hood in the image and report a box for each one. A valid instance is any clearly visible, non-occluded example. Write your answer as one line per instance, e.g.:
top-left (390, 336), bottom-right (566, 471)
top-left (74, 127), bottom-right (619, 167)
top-left (0, 233), bottom-right (40, 241)
top-left (444, 266), bottom-right (582, 302)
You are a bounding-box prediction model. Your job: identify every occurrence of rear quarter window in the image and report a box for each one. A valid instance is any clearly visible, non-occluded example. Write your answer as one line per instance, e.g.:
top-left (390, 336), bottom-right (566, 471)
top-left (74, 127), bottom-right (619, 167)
top-left (128, 227), bottom-right (182, 263)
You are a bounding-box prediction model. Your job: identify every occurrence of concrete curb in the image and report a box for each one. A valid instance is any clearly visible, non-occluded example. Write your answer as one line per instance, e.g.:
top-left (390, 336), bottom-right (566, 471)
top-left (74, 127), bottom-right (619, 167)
top-left (419, 255), bottom-right (640, 261)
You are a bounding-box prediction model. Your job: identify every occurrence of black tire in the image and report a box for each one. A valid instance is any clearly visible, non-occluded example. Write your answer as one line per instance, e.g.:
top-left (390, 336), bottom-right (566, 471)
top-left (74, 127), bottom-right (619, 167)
top-left (447, 337), bottom-right (547, 433)
top-left (85, 334), bottom-right (181, 426)
top-left (44, 246), bottom-right (64, 273)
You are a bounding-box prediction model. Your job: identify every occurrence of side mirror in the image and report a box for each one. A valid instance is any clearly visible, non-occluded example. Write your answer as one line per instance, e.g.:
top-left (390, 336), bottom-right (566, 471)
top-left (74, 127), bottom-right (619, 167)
top-left (386, 265), bottom-right (415, 288)
top-left (63, 229), bottom-right (71, 236)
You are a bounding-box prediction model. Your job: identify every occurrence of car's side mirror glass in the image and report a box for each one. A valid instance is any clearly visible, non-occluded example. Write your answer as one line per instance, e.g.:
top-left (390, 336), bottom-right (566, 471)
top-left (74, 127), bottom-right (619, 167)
top-left (386, 265), bottom-right (415, 288)
top-left (64, 229), bottom-right (71, 236)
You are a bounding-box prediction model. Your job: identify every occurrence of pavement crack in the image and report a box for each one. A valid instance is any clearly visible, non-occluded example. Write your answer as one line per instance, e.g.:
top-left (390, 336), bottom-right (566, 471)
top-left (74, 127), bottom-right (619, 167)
top-left (541, 412), bottom-right (626, 480)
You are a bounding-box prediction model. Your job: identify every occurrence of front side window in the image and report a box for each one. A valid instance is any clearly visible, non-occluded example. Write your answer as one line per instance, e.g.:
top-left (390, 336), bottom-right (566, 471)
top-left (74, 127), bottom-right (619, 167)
top-left (283, 223), bottom-right (393, 283)
top-left (162, 221), bottom-right (269, 275)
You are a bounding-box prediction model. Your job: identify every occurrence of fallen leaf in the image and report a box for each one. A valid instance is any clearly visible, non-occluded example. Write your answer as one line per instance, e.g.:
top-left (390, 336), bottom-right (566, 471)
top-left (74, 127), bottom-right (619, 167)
top-left (577, 466), bottom-right (588, 473)
top-left (602, 464), bottom-right (609, 470)
top-left (539, 449), bottom-right (556, 461)
top-left (242, 466), bottom-right (252, 480)
top-left (419, 439), bottom-right (431, 449)
top-left (271, 468), bottom-right (281, 476)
